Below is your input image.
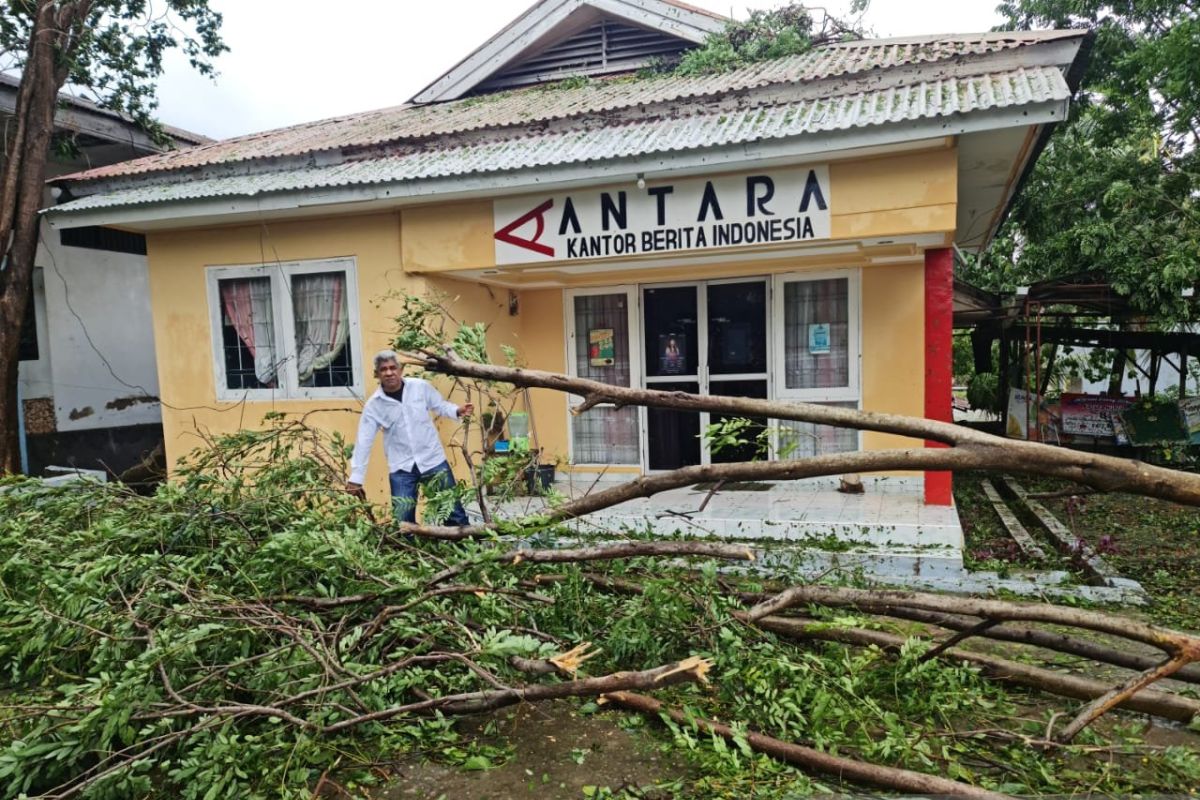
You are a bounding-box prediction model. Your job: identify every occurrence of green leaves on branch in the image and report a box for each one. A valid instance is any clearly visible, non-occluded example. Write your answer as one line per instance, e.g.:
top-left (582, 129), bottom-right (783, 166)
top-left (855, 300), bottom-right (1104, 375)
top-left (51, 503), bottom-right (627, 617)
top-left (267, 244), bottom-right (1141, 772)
top-left (0, 1), bottom-right (227, 142)
top-left (653, 3), bottom-right (866, 77)
top-left (970, 0), bottom-right (1200, 322)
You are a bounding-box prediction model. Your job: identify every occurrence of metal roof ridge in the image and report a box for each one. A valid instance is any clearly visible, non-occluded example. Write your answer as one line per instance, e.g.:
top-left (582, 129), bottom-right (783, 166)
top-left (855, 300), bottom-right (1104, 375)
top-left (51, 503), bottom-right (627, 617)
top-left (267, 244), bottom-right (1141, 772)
top-left (55, 30), bottom-right (1083, 186)
top-left (48, 63), bottom-right (1070, 214)
top-left (825, 29), bottom-right (1085, 47)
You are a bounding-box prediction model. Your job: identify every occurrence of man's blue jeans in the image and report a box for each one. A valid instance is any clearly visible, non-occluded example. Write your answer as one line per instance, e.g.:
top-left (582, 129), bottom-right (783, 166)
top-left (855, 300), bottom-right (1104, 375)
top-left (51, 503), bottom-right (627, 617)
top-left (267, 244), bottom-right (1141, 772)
top-left (388, 461), bottom-right (470, 526)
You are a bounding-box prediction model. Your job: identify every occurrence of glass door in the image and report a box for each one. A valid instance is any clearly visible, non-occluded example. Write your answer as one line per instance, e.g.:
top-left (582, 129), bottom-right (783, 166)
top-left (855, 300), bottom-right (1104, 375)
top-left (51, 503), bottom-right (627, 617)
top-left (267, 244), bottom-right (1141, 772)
top-left (641, 278), bottom-right (769, 470)
top-left (707, 279), bottom-right (769, 463)
top-left (642, 284), bottom-right (701, 470)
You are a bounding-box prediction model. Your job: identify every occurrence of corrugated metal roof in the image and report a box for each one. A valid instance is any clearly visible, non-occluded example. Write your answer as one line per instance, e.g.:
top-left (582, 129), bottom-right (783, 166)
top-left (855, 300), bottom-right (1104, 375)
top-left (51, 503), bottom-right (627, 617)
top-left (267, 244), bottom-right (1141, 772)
top-left (52, 66), bottom-right (1070, 213)
top-left (0, 73), bottom-right (210, 147)
top-left (62, 31), bottom-right (1083, 183)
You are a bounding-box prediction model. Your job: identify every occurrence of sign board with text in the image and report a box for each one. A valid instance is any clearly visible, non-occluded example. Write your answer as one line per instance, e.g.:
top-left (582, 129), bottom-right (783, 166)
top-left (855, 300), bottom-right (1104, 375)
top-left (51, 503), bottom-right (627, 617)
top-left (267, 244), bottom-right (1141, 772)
top-left (493, 166), bottom-right (832, 265)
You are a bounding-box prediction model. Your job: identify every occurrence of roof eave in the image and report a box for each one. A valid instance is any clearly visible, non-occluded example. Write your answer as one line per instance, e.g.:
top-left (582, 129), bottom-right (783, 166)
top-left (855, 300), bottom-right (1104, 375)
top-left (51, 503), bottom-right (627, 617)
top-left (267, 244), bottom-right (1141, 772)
top-left (45, 97), bottom-right (1069, 232)
top-left (0, 73), bottom-right (209, 151)
top-left (972, 28), bottom-right (1093, 255)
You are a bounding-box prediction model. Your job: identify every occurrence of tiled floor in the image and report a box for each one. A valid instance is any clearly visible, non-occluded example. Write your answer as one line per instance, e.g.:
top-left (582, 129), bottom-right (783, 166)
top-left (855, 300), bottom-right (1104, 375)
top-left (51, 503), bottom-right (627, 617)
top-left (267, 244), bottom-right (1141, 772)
top-left (487, 477), bottom-right (965, 578)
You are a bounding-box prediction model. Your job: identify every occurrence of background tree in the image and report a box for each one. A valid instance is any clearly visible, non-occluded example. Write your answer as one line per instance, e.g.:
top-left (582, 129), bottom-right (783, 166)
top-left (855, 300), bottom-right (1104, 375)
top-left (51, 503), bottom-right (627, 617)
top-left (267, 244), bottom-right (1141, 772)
top-left (961, 0), bottom-right (1200, 322)
top-left (0, 0), bottom-right (225, 473)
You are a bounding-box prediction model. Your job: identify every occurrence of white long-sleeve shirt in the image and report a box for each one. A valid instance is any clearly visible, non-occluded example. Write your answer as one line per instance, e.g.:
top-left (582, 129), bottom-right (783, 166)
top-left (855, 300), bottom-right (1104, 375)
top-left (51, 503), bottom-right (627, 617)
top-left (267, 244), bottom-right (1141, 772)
top-left (348, 377), bottom-right (459, 483)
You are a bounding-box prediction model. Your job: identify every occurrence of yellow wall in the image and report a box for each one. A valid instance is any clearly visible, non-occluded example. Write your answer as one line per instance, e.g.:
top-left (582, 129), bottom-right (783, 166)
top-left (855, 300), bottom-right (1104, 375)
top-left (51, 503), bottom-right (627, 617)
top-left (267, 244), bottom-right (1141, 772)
top-left (516, 288), bottom-right (570, 462)
top-left (147, 213), bottom-right (421, 500)
top-left (861, 261), bottom-right (926, 459)
top-left (144, 145), bottom-right (950, 493)
top-left (402, 147), bottom-right (957, 274)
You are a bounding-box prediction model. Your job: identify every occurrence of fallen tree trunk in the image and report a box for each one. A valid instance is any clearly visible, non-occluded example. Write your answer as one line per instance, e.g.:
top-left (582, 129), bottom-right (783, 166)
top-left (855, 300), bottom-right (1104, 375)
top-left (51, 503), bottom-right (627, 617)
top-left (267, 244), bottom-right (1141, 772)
top-left (858, 606), bottom-right (1200, 686)
top-left (539, 571), bottom-right (1200, 724)
top-left (603, 691), bottom-right (1015, 800)
top-left (748, 614), bottom-right (1200, 724)
top-left (726, 586), bottom-right (1200, 685)
top-left (748, 586), bottom-right (1200, 737)
top-left (412, 351), bottom-right (1200, 507)
top-left (747, 586), bottom-right (1196, 652)
top-left (427, 540), bottom-right (755, 584)
top-left (402, 446), bottom-right (1085, 538)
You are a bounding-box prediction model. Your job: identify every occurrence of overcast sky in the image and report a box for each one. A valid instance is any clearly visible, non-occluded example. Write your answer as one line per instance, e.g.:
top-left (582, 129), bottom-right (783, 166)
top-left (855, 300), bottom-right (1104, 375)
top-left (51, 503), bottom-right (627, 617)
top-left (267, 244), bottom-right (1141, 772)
top-left (152, 0), bottom-right (1007, 141)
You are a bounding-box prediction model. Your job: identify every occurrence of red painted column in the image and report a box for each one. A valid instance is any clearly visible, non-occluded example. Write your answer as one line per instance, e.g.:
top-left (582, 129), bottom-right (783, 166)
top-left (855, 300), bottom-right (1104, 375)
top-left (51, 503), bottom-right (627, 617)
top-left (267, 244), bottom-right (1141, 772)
top-left (924, 247), bottom-right (954, 506)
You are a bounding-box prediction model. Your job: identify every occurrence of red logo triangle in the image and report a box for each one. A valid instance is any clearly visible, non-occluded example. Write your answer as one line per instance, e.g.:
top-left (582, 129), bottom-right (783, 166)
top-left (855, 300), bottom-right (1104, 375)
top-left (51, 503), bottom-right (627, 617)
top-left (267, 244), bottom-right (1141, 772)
top-left (495, 199), bottom-right (555, 257)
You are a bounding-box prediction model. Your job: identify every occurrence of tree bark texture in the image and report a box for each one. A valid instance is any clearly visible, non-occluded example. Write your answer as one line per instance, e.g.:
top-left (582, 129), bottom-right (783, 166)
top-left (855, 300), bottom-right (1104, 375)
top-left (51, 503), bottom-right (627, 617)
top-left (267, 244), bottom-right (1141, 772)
top-left (747, 585), bottom-right (1197, 652)
top-left (412, 352), bottom-right (1200, 506)
top-left (842, 605), bottom-right (1200, 685)
top-left (0, 1), bottom-right (92, 473)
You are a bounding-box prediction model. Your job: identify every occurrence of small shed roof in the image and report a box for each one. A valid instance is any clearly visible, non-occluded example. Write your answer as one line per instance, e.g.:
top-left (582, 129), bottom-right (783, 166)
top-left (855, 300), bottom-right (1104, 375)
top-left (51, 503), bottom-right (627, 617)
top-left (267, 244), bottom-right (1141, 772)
top-left (0, 73), bottom-right (209, 152)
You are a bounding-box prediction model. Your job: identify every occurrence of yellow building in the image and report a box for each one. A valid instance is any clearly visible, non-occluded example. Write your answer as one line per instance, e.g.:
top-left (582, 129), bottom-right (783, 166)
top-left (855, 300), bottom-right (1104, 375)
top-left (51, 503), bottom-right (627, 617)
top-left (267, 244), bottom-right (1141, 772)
top-left (47, 1), bottom-right (1089, 513)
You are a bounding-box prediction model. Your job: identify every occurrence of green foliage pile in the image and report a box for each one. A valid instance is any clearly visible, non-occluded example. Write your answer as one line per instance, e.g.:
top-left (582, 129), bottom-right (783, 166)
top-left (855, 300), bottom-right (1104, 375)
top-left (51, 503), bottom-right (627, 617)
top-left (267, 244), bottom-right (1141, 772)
top-left (3, 420), bottom-right (1200, 798)
top-left (656, 2), bottom-right (866, 77)
top-left (673, 5), bottom-right (816, 75)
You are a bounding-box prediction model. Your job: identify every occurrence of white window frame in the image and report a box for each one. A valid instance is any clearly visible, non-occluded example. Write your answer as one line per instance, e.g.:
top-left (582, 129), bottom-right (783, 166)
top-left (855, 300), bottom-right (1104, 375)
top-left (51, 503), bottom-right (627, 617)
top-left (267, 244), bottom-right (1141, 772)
top-left (205, 257), bottom-right (364, 402)
top-left (769, 268), bottom-right (862, 457)
top-left (563, 285), bottom-right (642, 468)
top-left (771, 268), bottom-right (861, 403)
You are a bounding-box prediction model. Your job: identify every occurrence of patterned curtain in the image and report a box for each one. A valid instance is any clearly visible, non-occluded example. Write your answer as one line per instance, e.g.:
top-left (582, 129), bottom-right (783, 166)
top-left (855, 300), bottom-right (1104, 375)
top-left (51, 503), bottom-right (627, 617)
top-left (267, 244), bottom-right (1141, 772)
top-left (220, 277), bottom-right (278, 386)
top-left (292, 272), bottom-right (349, 383)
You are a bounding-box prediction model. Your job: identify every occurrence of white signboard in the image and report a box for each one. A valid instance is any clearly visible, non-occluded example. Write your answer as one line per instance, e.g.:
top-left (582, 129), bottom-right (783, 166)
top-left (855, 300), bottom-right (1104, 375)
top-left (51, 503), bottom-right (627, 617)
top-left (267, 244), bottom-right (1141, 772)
top-left (493, 166), bottom-right (831, 265)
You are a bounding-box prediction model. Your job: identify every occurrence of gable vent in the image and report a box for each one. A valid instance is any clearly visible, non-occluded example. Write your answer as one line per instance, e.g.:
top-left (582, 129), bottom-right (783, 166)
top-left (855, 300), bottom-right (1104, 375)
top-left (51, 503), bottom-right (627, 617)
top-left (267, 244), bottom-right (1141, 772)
top-left (474, 18), bottom-right (695, 93)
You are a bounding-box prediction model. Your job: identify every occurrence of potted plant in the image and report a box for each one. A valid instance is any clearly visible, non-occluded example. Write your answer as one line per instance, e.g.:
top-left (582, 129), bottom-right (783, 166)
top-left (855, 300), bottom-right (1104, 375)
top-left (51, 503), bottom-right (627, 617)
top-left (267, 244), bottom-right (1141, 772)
top-left (524, 450), bottom-right (559, 496)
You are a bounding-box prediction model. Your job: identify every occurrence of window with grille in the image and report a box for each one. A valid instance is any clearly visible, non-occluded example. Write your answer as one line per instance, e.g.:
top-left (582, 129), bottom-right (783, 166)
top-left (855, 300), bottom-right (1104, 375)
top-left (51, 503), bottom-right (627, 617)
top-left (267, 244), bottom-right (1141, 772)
top-left (207, 258), bottom-right (362, 400)
top-left (774, 271), bottom-right (860, 402)
top-left (18, 287), bottom-right (38, 362)
top-left (566, 288), bottom-right (640, 465)
top-left (772, 270), bottom-right (861, 456)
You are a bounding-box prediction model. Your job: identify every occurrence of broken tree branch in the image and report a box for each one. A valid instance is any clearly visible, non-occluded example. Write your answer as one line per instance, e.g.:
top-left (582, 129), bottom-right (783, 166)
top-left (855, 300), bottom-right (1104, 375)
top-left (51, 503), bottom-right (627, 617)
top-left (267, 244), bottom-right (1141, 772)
top-left (603, 690), bottom-right (1015, 800)
top-left (1055, 646), bottom-right (1200, 742)
top-left (837, 605), bottom-right (1200, 686)
top-left (322, 655), bottom-right (711, 731)
top-left (747, 586), bottom-right (1198, 652)
top-left (412, 351), bottom-right (1200, 506)
top-left (748, 586), bottom-right (1200, 735)
top-left (748, 614), bottom-right (1200, 724)
top-left (427, 540), bottom-right (755, 585)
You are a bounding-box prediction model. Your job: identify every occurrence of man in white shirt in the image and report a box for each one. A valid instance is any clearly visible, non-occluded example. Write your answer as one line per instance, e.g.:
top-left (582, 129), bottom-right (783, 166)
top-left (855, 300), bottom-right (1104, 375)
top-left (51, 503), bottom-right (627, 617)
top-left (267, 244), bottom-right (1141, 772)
top-left (346, 350), bottom-right (474, 525)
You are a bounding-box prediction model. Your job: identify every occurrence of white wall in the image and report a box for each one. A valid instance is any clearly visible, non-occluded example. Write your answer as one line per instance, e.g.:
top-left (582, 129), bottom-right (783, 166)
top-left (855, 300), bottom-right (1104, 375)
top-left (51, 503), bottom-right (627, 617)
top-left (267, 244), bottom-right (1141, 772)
top-left (35, 219), bottom-right (162, 432)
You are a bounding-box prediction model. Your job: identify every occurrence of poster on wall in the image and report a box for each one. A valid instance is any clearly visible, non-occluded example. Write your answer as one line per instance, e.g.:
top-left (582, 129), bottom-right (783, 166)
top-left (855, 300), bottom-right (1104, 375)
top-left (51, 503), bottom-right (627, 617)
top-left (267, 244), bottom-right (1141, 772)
top-left (1006, 388), bottom-right (1031, 440)
top-left (807, 323), bottom-right (831, 355)
top-left (1059, 393), bottom-right (1134, 442)
top-left (1181, 397), bottom-right (1200, 444)
top-left (588, 328), bottom-right (615, 366)
top-left (658, 333), bottom-right (687, 375)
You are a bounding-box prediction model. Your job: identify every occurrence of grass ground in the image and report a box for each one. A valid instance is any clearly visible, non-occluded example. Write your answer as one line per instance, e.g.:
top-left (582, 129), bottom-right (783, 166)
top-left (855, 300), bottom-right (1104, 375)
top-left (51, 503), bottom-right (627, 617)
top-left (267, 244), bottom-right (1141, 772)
top-left (375, 473), bottom-right (1200, 799)
top-left (955, 470), bottom-right (1200, 632)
